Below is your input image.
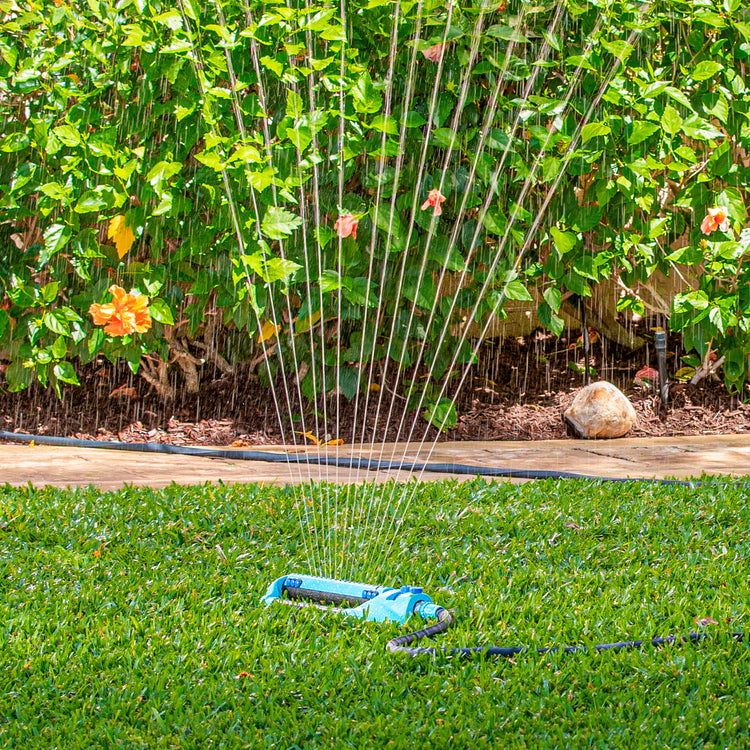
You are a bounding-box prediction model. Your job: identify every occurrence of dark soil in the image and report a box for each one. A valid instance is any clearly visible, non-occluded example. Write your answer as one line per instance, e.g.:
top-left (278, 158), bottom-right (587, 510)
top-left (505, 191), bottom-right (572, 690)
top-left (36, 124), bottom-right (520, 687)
top-left (1, 332), bottom-right (749, 446)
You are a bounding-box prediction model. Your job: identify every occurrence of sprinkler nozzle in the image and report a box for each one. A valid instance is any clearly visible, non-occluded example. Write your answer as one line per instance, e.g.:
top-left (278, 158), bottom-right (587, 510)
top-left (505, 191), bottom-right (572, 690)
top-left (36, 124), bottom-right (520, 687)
top-left (654, 327), bottom-right (669, 405)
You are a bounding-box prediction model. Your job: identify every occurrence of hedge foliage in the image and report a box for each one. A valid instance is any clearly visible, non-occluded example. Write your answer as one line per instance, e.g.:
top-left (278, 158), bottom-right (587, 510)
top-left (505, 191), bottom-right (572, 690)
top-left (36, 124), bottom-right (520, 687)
top-left (1, 0), bottom-right (750, 415)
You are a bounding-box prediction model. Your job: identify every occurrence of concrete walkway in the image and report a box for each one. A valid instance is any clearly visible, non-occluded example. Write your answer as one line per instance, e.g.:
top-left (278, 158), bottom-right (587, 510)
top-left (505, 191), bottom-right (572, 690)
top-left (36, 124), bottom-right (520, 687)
top-left (1, 434), bottom-right (749, 490)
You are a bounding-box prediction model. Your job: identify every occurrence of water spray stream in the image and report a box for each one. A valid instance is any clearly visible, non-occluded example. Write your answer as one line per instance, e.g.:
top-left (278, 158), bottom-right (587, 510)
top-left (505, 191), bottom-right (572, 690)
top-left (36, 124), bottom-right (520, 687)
top-left (363, 7), bottom-right (602, 572)
top-left (371, 13), bottom-right (648, 574)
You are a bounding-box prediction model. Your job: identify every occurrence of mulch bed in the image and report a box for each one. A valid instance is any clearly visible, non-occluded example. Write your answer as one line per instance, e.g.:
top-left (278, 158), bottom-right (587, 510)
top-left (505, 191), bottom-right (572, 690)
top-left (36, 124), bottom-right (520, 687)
top-left (1, 334), bottom-right (749, 446)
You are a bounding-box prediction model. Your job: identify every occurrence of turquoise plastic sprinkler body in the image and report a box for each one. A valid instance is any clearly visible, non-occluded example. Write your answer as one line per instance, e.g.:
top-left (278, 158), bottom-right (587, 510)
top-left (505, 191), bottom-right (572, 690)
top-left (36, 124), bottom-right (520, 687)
top-left (262, 573), bottom-right (443, 625)
top-left (263, 572), bottom-right (745, 659)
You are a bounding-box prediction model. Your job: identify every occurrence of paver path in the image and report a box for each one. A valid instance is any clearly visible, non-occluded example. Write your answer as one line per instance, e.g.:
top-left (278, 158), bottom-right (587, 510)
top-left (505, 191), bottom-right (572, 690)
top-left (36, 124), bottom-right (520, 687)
top-left (1, 434), bottom-right (749, 489)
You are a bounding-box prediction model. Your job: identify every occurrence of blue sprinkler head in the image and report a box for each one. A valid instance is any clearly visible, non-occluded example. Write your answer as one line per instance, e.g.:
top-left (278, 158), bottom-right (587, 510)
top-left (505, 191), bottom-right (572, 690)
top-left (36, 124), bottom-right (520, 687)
top-left (262, 573), bottom-right (442, 625)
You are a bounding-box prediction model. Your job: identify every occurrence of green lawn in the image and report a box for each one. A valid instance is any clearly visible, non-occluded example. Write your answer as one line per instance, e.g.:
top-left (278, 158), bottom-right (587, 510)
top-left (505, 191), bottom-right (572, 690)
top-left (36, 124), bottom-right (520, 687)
top-left (2, 478), bottom-right (749, 748)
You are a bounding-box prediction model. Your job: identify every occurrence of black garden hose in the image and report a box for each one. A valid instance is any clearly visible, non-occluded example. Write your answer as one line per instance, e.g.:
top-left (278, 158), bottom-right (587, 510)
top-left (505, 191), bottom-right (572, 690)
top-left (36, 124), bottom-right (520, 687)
top-left (0, 430), bottom-right (729, 487)
top-left (386, 608), bottom-right (747, 658)
top-left (6, 428), bottom-right (742, 658)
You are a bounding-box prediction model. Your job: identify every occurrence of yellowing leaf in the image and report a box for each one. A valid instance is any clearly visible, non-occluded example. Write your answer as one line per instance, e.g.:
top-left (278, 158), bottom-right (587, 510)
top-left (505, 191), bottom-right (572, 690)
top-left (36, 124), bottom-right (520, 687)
top-left (673, 366), bottom-right (695, 382)
top-left (108, 215), bottom-right (136, 258)
top-left (295, 430), bottom-right (320, 445)
top-left (368, 383), bottom-right (380, 391)
top-left (258, 319), bottom-right (282, 343)
top-left (324, 438), bottom-right (344, 445)
top-left (294, 309), bottom-right (322, 335)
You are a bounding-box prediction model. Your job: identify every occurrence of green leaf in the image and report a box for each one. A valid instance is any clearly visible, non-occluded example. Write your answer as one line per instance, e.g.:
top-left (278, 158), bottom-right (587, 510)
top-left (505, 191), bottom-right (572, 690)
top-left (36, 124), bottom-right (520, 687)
top-left (51, 335), bottom-right (68, 360)
top-left (261, 207), bottom-right (303, 240)
top-left (627, 121), bottom-right (660, 146)
top-left (43, 224), bottom-right (71, 259)
top-left (543, 286), bottom-right (562, 312)
top-left (423, 397), bottom-right (457, 431)
top-left (343, 277), bottom-right (376, 307)
top-left (691, 60), bottom-right (722, 81)
top-left (481, 206), bottom-right (506, 235)
top-left (352, 73), bottom-right (383, 114)
top-left (43, 310), bottom-right (70, 336)
top-left (287, 126), bottom-right (312, 151)
top-left (550, 227), bottom-right (577, 255)
top-left (53, 361), bottom-right (80, 386)
top-left (665, 86), bottom-right (694, 111)
top-left (5, 360), bottom-right (33, 392)
top-left (285, 90), bottom-right (305, 119)
top-left (146, 160), bottom-right (182, 190)
top-left (74, 188), bottom-right (117, 214)
top-left (432, 128), bottom-right (460, 149)
top-left (52, 125), bottom-right (81, 147)
top-left (319, 270), bottom-right (343, 293)
top-left (661, 105), bottom-right (682, 136)
top-left (41, 281), bottom-right (60, 304)
top-left (372, 203), bottom-right (406, 247)
top-left (486, 25), bottom-right (530, 43)
top-left (504, 280), bottom-right (533, 301)
top-left (1, 133), bottom-right (30, 152)
top-left (537, 301), bottom-right (564, 337)
top-left (337, 367), bottom-right (360, 400)
top-left (148, 298), bottom-right (174, 325)
top-left (708, 140), bottom-right (733, 178)
top-left (401, 111), bottom-right (427, 128)
top-left (153, 10), bottom-right (183, 29)
top-left (716, 187), bottom-right (745, 225)
top-left (581, 121), bottom-right (610, 143)
top-left (703, 93), bottom-right (729, 124)
top-left (260, 257), bottom-right (302, 284)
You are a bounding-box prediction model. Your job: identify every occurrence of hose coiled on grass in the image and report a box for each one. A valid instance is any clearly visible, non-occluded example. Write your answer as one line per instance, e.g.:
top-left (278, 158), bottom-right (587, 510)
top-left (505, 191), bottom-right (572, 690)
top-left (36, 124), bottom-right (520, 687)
top-left (386, 608), bottom-right (747, 658)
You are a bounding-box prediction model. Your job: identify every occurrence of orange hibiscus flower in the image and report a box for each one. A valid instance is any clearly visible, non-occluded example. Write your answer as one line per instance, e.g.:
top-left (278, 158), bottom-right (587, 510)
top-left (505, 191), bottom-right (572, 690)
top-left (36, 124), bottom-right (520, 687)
top-left (89, 285), bottom-right (152, 336)
top-left (700, 206), bottom-right (731, 235)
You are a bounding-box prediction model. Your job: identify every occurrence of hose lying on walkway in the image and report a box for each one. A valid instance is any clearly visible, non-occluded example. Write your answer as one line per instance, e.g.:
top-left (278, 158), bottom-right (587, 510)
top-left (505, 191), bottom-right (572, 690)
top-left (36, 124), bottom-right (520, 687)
top-left (386, 608), bottom-right (747, 658)
top-left (0, 430), bottom-right (727, 486)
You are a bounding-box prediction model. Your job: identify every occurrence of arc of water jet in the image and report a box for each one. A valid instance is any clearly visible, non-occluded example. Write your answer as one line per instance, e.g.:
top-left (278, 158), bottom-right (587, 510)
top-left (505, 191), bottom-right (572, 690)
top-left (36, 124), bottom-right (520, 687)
top-left (336, 0), bottom-right (439, 579)
top-left (377, 4), bottom-right (538, 457)
top-left (343, 1), bottom-right (463, 580)
top-left (180, 0), bottom-right (321, 573)
top-left (364, 8), bottom-right (622, 570)
top-left (391, 1), bottom-right (567, 451)
top-left (370, 13), bottom-right (648, 575)
top-left (223, 0), bottom-right (334, 575)
top-left (338, 2), bottom-right (409, 573)
top-left (353, 2), bottom-right (557, 578)
top-left (358, 3), bottom-right (545, 572)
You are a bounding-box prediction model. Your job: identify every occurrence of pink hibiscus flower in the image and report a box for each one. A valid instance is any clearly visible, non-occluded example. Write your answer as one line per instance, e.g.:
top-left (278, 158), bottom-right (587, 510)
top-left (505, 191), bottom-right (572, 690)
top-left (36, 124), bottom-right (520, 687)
top-left (634, 366), bottom-right (659, 385)
top-left (334, 213), bottom-right (358, 240)
top-left (421, 188), bottom-right (446, 216)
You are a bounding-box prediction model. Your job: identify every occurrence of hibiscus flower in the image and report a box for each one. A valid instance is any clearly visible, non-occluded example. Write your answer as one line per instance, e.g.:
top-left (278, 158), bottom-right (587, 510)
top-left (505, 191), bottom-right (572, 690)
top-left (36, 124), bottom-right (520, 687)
top-left (422, 43), bottom-right (446, 63)
top-left (89, 285), bottom-right (152, 336)
top-left (700, 206), bottom-right (731, 235)
top-left (334, 213), bottom-right (358, 240)
top-left (421, 188), bottom-right (446, 216)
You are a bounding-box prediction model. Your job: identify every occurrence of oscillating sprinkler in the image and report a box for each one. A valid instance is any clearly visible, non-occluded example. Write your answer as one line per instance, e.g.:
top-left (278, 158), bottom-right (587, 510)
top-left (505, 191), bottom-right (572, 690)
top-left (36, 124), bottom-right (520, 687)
top-left (262, 573), bottom-right (446, 625)
top-left (263, 573), bottom-right (745, 659)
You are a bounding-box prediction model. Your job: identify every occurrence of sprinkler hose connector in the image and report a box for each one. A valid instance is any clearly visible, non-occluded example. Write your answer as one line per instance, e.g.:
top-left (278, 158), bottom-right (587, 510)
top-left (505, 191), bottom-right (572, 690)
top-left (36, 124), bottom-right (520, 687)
top-left (654, 327), bottom-right (669, 405)
top-left (262, 573), bottom-right (440, 625)
top-left (264, 572), bottom-right (745, 660)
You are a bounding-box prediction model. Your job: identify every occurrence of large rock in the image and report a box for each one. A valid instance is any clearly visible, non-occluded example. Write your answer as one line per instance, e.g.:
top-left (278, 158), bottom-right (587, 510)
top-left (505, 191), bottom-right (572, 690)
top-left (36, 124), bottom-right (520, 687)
top-left (563, 381), bottom-right (637, 439)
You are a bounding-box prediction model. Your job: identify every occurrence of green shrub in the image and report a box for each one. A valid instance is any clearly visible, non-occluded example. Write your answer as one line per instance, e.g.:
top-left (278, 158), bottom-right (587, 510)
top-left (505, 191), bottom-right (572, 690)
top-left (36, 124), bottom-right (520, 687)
top-left (1, 0), bottom-right (749, 406)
